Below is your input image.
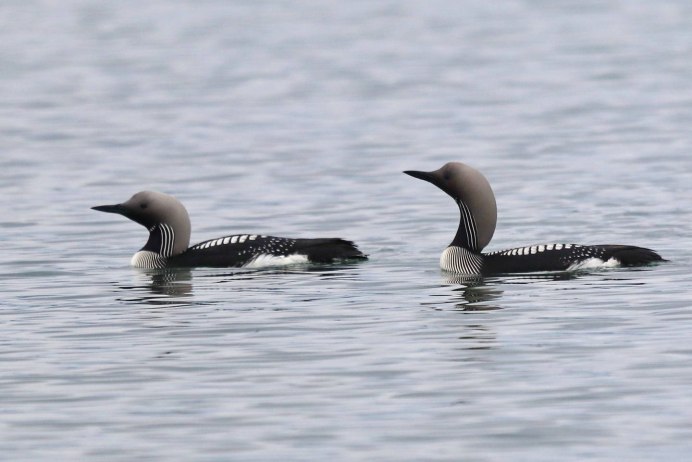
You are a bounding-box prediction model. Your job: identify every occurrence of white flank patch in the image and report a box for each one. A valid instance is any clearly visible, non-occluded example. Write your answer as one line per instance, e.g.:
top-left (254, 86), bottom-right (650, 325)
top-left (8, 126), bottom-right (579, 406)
top-left (567, 257), bottom-right (619, 271)
top-left (243, 253), bottom-right (309, 268)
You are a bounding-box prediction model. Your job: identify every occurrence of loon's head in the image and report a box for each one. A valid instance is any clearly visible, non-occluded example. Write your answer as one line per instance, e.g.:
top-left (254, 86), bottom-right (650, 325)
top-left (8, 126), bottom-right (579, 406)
top-left (92, 191), bottom-right (191, 256)
top-left (404, 162), bottom-right (497, 251)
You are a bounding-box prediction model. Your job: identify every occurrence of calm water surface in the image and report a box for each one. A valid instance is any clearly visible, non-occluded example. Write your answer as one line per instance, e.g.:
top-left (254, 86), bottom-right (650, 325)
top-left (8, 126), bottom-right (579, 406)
top-left (2, 1), bottom-right (692, 460)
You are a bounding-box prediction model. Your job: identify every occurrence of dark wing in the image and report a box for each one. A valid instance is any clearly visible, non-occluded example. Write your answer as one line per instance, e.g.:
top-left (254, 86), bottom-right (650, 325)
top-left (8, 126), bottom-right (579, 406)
top-left (168, 235), bottom-right (366, 268)
top-left (292, 238), bottom-right (367, 263)
top-left (169, 234), bottom-right (297, 268)
top-left (482, 244), bottom-right (664, 274)
top-left (590, 244), bottom-right (665, 266)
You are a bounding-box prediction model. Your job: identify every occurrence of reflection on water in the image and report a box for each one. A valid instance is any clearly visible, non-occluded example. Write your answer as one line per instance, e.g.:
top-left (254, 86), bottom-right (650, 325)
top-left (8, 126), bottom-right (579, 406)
top-left (456, 323), bottom-right (497, 350)
top-left (442, 270), bottom-right (578, 287)
top-left (449, 284), bottom-right (503, 312)
top-left (441, 271), bottom-right (582, 311)
top-left (114, 263), bottom-right (366, 306)
top-left (195, 262), bottom-right (367, 281)
top-left (117, 268), bottom-right (194, 306)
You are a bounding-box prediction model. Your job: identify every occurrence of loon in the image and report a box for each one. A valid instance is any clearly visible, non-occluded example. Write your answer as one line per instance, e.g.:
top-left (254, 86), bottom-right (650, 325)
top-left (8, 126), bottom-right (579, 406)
top-left (404, 162), bottom-right (664, 275)
top-left (92, 191), bottom-right (366, 269)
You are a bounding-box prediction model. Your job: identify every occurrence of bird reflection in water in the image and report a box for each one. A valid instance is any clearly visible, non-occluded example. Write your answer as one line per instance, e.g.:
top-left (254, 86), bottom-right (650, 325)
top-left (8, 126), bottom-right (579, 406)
top-left (442, 274), bottom-right (503, 312)
top-left (443, 271), bottom-right (579, 311)
top-left (117, 268), bottom-right (194, 306)
top-left (117, 264), bottom-right (365, 306)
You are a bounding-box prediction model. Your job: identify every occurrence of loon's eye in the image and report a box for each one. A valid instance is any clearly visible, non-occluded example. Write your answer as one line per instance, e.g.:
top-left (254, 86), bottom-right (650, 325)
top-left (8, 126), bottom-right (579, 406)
top-left (140, 203), bottom-right (148, 209)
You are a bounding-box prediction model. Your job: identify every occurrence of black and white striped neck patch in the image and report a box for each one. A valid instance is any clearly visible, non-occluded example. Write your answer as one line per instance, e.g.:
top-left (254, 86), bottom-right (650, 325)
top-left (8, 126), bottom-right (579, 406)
top-left (158, 223), bottom-right (176, 257)
top-left (440, 246), bottom-right (484, 275)
top-left (131, 250), bottom-right (167, 269)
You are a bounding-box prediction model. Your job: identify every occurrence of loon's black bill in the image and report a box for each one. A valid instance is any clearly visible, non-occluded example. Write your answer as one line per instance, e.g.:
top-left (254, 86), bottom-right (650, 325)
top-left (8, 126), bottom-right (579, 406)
top-left (92, 204), bottom-right (127, 215)
top-left (404, 170), bottom-right (437, 183)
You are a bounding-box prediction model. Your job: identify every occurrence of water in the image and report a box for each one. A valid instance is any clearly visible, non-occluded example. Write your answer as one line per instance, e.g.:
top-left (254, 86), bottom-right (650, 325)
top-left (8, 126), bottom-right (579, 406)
top-left (2, 1), bottom-right (692, 460)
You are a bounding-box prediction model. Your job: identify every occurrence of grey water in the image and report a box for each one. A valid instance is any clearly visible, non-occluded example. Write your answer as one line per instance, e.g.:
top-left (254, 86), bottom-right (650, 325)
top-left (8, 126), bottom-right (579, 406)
top-left (2, 0), bottom-right (692, 460)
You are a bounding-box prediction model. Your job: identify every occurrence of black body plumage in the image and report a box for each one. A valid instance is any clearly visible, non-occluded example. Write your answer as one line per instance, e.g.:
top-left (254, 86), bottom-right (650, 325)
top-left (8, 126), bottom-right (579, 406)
top-left (169, 235), bottom-right (366, 268)
top-left (405, 162), bottom-right (665, 275)
top-left (482, 244), bottom-right (664, 274)
top-left (92, 191), bottom-right (366, 269)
